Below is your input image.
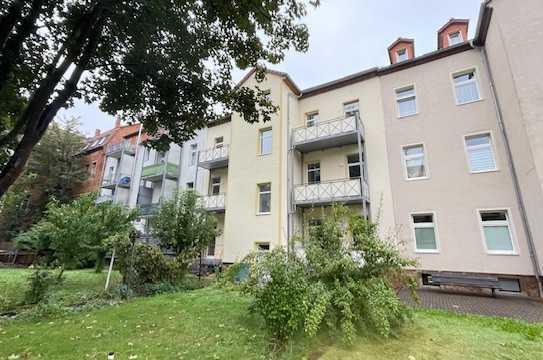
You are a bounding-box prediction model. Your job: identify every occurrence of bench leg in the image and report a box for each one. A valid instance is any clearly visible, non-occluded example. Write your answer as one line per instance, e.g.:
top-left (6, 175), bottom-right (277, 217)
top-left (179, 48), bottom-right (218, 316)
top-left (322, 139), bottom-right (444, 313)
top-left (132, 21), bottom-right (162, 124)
top-left (491, 288), bottom-right (496, 298)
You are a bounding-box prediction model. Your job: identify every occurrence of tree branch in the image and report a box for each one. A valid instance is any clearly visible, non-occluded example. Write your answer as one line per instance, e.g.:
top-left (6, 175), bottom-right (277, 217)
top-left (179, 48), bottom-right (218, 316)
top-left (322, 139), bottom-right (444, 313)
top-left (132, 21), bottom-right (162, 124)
top-left (0, 0), bottom-right (26, 49)
top-left (0, 0), bottom-right (44, 93)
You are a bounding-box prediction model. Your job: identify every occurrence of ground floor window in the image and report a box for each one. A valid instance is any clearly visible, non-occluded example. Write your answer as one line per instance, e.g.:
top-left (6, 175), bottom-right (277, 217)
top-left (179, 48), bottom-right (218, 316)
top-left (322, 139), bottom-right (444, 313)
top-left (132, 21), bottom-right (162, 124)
top-left (207, 236), bottom-right (216, 256)
top-left (412, 213), bottom-right (438, 252)
top-left (479, 210), bottom-right (515, 254)
top-left (256, 242), bottom-right (270, 251)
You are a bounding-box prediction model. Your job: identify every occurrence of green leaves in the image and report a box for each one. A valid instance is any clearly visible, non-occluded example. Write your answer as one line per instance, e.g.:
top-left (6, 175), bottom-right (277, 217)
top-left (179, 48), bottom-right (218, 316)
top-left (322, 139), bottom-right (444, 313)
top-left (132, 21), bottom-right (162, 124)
top-left (244, 205), bottom-right (414, 345)
top-left (150, 190), bottom-right (217, 258)
top-left (15, 193), bottom-right (137, 270)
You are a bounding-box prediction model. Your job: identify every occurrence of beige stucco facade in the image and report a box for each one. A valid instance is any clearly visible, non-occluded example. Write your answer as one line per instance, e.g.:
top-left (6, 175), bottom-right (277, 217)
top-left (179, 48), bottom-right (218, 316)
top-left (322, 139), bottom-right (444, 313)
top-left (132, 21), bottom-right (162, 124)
top-left (192, 0), bottom-right (542, 295)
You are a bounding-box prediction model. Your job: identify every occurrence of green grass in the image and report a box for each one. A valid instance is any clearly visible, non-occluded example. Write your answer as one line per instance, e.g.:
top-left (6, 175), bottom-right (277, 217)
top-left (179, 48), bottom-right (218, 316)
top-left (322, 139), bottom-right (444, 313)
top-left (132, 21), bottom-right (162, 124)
top-left (1, 270), bottom-right (542, 359)
top-left (0, 284), bottom-right (542, 360)
top-left (0, 268), bottom-right (121, 312)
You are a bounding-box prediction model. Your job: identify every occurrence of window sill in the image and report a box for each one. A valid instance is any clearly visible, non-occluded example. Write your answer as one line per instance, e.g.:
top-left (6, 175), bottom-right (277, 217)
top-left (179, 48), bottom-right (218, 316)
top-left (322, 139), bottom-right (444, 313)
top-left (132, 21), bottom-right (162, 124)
top-left (397, 112), bottom-right (418, 119)
top-left (469, 168), bottom-right (499, 174)
top-left (415, 249), bottom-right (440, 254)
top-left (258, 153), bottom-right (272, 157)
top-left (256, 212), bottom-right (271, 216)
top-left (405, 176), bottom-right (430, 182)
top-left (486, 251), bottom-right (518, 256)
top-left (456, 98), bottom-right (483, 106)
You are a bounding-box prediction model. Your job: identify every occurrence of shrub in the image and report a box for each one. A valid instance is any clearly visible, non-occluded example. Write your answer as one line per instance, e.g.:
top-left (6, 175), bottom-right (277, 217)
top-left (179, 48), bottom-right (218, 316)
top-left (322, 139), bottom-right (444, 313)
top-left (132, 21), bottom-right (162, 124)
top-left (243, 249), bottom-right (311, 342)
top-left (244, 206), bottom-right (415, 345)
top-left (24, 269), bottom-right (57, 305)
top-left (108, 233), bottom-right (188, 294)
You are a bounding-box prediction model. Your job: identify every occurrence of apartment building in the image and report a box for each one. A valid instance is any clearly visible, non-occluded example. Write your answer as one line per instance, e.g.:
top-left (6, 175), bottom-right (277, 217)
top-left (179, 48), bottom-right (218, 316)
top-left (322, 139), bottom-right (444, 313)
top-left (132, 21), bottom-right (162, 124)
top-left (194, 0), bottom-right (543, 297)
top-left (77, 119), bottom-right (142, 197)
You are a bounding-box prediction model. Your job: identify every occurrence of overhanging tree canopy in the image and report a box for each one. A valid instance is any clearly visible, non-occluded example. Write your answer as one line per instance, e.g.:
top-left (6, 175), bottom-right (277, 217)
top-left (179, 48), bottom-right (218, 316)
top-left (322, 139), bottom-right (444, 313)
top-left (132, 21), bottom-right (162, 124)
top-left (0, 0), bottom-right (317, 197)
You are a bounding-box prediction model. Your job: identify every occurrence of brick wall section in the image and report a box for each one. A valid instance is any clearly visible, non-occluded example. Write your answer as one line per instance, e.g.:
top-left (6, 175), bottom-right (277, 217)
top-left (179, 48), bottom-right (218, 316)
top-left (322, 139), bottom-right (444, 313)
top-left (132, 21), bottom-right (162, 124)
top-left (75, 123), bottom-right (143, 195)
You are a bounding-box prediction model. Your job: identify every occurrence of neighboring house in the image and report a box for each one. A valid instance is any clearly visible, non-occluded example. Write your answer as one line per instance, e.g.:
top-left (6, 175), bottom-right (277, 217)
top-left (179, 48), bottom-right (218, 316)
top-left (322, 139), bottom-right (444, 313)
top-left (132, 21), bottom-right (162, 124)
top-left (193, 0), bottom-right (543, 298)
top-left (76, 119), bottom-right (143, 197)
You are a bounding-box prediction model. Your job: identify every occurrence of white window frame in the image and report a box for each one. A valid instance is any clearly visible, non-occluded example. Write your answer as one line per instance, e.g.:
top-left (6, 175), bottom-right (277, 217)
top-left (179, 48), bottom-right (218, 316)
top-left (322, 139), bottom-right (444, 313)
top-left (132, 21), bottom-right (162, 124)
top-left (394, 84), bottom-right (418, 118)
top-left (259, 127), bottom-right (272, 155)
top-left (255, 242), bottom-right (270, 252)
top-left (410, 211), bottom-right (440, 253)
top-left (451, 67), bottom-right (482, 105)
top-left (401, 143), bottom-right (429, 181)
top-left (343, 100), bottom-right (360, 117)
top-left (306, 111), bottom-right (319, 127)
top-left (257, 182), bottom-right (271, 215)
top-left (396, 48), bottom-right (408, 62)
top-left (307, 162), bottom-right (321, 184)
top-left (210, 177), bottom-right (221, 195)
top-left (347, 153), bottom-right (362, 179)
top-left (463, 131), bottom-right (498, 173)
top-left (448, 31), bottom-right (463, 46)
top-left (477, 208), bottom-right (518, 255)
top-left (189, 143), bottom-right (197, 166)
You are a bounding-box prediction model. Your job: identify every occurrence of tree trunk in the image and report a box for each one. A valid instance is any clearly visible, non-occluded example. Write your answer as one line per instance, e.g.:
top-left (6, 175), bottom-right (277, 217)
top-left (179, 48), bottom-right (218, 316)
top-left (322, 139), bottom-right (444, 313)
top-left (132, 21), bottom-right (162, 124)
top-left (0, 0), bottom-right (26, 49)
top-left (0, 0), bottom-right (44, 92)
top-left (0, 6), bottom-right (106, 198)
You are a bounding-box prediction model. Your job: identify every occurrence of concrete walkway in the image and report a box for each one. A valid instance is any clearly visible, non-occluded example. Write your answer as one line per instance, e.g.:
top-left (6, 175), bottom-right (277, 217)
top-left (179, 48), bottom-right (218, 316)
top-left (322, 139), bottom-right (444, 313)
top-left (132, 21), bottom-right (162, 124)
top-left (399, 289), bottom-right (543, 323)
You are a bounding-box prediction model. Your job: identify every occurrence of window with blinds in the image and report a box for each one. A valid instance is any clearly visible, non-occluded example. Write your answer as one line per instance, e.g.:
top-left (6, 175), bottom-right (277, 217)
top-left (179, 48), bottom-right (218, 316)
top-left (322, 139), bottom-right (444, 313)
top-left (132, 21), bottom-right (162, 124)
top-left (396, 86), bottom-right (417, 117)
top-left (465, 133), bottom-right (496, 172)
top-left (453, 69), bottom-right (480, 104)
top-left (403, 144), bottom-right (427, 179)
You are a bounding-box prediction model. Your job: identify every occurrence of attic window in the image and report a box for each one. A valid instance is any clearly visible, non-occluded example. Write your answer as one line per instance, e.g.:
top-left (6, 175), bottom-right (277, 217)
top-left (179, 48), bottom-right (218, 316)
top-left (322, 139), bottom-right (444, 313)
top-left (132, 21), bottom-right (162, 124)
top-left (448, 31), bottom-right (463, 46)
top-left (396, 48), bottom-right (408, 62)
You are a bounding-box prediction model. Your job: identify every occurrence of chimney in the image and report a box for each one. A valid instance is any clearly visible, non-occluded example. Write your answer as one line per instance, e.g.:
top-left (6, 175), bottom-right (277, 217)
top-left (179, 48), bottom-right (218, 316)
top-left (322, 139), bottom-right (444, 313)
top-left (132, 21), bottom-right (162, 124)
top-left (387, 38), bottom-right (415, 65)
top-left (114, 117), bottom-right (121, 128)
top-left (437, 18), bottom-right (469, 49)
top-left (95, 129), bottom-right (101, 137)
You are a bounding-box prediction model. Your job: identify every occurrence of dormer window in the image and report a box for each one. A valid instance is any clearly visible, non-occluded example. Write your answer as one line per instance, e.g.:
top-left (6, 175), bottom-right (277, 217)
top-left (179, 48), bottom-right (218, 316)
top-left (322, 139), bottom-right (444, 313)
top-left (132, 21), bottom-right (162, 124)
top-left (448, 31), bottom-right (463, 46)
top-left (396, 48), bottom-right (408, 62)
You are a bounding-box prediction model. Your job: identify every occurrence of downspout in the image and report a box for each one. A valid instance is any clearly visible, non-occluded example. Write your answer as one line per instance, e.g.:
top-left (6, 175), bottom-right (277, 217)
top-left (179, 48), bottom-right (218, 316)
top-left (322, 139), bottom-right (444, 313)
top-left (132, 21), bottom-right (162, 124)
top-left (477, 43), bottom-right (543, 297)
top-left (129, 123), bottom-right (144, 208)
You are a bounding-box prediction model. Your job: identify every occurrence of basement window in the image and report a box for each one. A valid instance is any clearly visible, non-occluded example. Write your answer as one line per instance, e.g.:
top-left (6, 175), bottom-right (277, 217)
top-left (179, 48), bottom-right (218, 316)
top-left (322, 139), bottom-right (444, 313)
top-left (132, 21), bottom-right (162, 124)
top-left (498, 278), bottom-right (521, 293)
top-left (256, 243), bottom-right (270, 252)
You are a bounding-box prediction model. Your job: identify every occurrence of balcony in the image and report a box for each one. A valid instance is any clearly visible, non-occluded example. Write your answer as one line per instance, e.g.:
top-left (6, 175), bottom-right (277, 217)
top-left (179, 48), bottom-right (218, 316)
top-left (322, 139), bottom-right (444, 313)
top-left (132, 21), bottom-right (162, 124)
top-left (141, 162), bottom-right (179, 181)
top-left (293, 178), bottom-right (369, 207)
top-left (101, 173), bottom-right (132, 189)
top-left (96, 194), bottom-right (113, 203)
top-left (137, 203), bottom-right (160, 216)
top-left (292, 114), bottom-right (364, 152)
top-left (198, 145), bottom-right (229, 169)
top-left (198, 194), bottom-right (226, 212)
top-left (106, 142), bottom-right (136, 157)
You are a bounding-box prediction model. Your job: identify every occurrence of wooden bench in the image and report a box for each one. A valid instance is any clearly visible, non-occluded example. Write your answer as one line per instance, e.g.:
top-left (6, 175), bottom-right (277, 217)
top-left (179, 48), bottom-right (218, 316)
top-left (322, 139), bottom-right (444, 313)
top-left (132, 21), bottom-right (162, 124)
top-left (428, 273), bottom-right (500, 297)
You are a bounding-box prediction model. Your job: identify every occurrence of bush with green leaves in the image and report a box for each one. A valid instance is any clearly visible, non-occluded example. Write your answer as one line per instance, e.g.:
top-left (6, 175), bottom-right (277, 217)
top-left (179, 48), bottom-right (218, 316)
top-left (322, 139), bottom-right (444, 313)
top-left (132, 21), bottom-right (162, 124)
top-left (150, 191), bottom-right (217, 258)
top-left (24, 269), bottom-right (58, 305)
top-left (107, 233), bottom-right (188, 294)
top-left (244, 206), bottom-right (415, 344)
top-left (15, 193), bottom-right (137, 275)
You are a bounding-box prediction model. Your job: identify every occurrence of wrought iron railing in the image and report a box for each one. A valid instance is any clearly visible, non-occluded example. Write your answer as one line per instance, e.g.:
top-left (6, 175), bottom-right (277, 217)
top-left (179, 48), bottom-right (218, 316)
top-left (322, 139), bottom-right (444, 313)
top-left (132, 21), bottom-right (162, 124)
top-left (292, 114), bottom-right (364, 145)
top-left (106, 142), bottom-right (136, 155)
top-left (101, 173), bottom-right (132, 187)
top-left (198, 144), bottom-right (229, 164)
top-left (293, 178), bottom-right (369, 204)
top-left (198, 193), bottom-right (226, 211)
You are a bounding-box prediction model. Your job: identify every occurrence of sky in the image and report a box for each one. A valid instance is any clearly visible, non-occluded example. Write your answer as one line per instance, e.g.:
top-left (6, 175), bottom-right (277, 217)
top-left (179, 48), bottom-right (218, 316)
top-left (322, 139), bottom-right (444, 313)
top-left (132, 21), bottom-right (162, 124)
top-left (58, 0), bottom-right (482, 137)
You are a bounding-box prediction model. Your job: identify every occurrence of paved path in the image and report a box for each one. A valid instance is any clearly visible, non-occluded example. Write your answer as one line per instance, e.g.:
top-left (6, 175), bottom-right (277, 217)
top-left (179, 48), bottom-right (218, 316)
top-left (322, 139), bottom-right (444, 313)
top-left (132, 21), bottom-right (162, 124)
top-left (399, 289), bottom-right (543, 323)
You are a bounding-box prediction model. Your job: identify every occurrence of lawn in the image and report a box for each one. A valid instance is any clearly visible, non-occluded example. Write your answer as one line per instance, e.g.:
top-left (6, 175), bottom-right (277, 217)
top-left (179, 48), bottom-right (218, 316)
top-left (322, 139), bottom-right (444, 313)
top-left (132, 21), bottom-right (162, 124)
top-left (0, 268), bottom-right (121, 312)
top-left (0, 272), bottom-right (542, 359)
